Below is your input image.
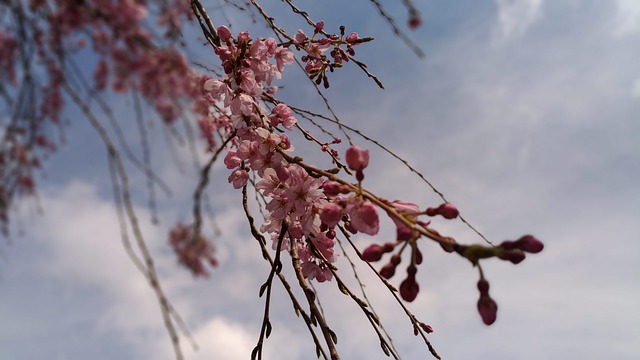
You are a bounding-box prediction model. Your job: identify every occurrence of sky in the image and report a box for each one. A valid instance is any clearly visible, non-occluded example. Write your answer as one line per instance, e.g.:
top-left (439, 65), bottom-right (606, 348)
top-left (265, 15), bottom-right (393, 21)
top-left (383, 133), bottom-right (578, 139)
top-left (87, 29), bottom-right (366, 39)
top-left (1, 0), bottom-right (639, 359)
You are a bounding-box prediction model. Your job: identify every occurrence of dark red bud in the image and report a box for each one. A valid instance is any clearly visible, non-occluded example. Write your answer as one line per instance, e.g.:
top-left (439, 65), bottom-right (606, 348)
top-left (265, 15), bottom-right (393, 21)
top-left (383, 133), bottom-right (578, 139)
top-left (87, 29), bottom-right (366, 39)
top-left (499, 240), bottom-right (516, 250)
top-left (362, 244), bottom-right (384, 262)
top-left (425, 203), bottom-right (459, 219)
top-left (419, 322), bottom-right (434, 334)
top-left (380, 263), bottom-right (396, 279)
top-left (477, 296), bottom-right (498, 325)
top-left (400, 277), bottom-right (420, 302)
top-left (515, 235), bottom-right (544, 253)
top-left (498, 249), bottom-right (526, 264)
top-left (439, 236), bottom-right (456, 253)
top-left (382, 242), bottom-right (395, 253)
top-left (390, 254), bottom-right (401, 266)
top-left (396, 226), bottom-right (412, 241)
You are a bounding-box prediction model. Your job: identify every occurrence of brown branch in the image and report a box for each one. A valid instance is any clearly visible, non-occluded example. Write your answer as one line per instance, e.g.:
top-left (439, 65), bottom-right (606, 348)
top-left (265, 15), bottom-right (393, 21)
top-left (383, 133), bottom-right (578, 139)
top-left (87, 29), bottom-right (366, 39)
top-left (63, 81), bottom-right (186, 360)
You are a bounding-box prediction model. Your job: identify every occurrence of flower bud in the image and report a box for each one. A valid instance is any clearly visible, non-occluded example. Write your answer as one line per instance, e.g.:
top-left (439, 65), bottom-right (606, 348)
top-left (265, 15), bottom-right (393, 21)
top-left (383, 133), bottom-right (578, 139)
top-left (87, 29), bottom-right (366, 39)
top-left (439, 236), bottom-right (456, 253)
top-left (477, 296), bottom-right (498, 325)
top-left (362, 244), bottom-right (384, 262)
top-left (320, 202), bottom-right (343, 228)
top-left (382, 242), bottom-right (396, 253)
top-left (515, 235), bottom-right (544, 253)
top-left (396, 226), bottom-right (412, 241)
top-left (425, 203), bottom-right (459, 219)
top-left (400, 276), bottom-right (419, 302)
top-left (345, 145), bottom-right (369, 172)
top-left (217, 25), bottom-right (231, 42)
top-left (322, 180), bottom-right (340, 196)
top-left (498, 249), bottom-right (526, 264)
top-left (380, 263), bottom-right (396, 279)
top-left (419, 322), bottom-right (434, 334)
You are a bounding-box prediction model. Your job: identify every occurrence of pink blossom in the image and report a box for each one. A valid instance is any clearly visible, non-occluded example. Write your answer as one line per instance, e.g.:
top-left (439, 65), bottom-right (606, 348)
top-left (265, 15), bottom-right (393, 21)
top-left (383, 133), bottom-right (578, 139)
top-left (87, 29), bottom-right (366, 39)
top-left (304, 41), bottom-right (331, 60)
top-left (301, 261), bottom-right (333, 282)
top-left (275, 47), bottom-right (294, 72)
top-left (169, 223), bottom-right (217, 277)
top-left (223, 151), bottom-right (241, 169)
top-left (203, 79), bottom-right (231, 103)
top-left (255, 168), bottom-right (281, 196)
top-left (346, 199), bottom-right (379, 235)
top-left (271, 103), bottom-right (297, 130)
top-left (228, 169), bottom-right (249, 189)
top-left (345, 145), bottom-right (369, 172)
top-left (230, 93), bottom-right (255, 116)
top-left (293, 30), bottom-right (308, 45)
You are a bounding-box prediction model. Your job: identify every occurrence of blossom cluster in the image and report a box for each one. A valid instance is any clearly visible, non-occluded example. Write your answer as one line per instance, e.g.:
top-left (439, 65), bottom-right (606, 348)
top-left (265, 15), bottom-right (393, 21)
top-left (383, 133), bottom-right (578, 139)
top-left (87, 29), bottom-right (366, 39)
top-left (0, 0), bottom-right (203, 235)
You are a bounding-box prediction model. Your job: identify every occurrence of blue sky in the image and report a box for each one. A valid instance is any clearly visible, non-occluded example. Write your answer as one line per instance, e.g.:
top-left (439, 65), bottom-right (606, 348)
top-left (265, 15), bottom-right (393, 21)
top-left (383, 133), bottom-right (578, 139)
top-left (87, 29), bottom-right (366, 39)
top-left (1, 1), bottom-right (639, 359)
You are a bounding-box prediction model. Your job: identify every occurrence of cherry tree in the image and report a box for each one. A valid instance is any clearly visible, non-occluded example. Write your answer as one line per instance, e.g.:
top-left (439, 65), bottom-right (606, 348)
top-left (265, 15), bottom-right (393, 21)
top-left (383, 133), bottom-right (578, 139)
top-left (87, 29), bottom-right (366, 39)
top-left (0, 1), bottom-right (544, 359)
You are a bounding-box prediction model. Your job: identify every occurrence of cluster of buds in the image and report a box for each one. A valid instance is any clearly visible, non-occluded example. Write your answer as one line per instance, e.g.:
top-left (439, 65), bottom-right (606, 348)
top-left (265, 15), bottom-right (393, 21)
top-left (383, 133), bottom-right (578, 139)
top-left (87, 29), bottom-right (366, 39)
top-left (453, 235), bottom-right (544, 265)
top-left (293, 22), bottom-right (372, 88)
top-left (362, 239), bottom-right (425, 302)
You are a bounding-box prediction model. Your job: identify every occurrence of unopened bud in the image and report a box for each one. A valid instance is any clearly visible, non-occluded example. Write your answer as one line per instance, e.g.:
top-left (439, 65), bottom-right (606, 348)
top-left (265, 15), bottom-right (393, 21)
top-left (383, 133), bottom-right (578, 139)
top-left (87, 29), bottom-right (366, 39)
top-left (400, 276), bottom-right (420, 302)
top-left (477, 296), bottom-right (498, 325)
top-left (380, 263), bottom-right (396, 279)
top-left (498, 249), bottom-right (526, 264)
top-left (425, 203), bottom-right (459, 219)
top-left (362, 244), bottom-right (384, 262)
top-left (515, 235), bottom-right (544, 253)
top-left (345, 145), bottom-right (369, 172)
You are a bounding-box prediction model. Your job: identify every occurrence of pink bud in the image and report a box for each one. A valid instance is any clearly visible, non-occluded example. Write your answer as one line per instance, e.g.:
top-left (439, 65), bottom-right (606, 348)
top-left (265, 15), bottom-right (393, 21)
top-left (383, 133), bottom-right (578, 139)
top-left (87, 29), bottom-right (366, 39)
top-left (400, 276), bottom-right (419, 302)
top-left (345, 32), bottom-right (359, 43)
top-left (217, 26), bottom-right (231, 42)
top-left (362, 244), bottom-right (384, 262)
top-left (515, 235), bottom-right (544, 253)
top-left (323, 180), bottom-right (340, 196)
top-left (314, 20), bottom-right (325, 33)
top-left (320, 202), bottom-right (343, 228)
top-left (345, 145), bottom-right (369, 172)
top-left (477, 296), bottom-right (498, 325)
top-left (425, 203), bottom-right (459, 219)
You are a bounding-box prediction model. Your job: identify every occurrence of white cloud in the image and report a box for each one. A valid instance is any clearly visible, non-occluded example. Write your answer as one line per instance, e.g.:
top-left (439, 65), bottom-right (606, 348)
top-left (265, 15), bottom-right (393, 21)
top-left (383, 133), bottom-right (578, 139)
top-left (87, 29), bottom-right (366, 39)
top-left (493, 0), bottom-right (545, 42)
top-left (615, 0), bottom-right (640, 35)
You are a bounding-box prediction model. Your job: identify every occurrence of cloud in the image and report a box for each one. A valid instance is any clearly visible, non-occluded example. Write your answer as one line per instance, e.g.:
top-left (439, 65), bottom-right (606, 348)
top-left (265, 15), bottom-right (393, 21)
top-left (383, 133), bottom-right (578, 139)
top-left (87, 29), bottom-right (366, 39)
top-left (493, 0), bottom-right (545, 42)
top-left (615, 0), bottom-right (640, 35)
